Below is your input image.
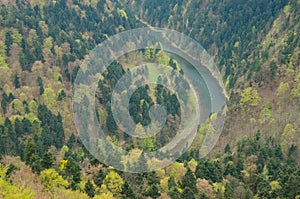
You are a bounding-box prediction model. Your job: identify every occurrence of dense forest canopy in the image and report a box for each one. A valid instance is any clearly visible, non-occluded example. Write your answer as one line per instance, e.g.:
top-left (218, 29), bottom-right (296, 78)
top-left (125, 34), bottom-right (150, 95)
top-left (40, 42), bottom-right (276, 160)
top-left (0, 0), bottom-right (300, 198)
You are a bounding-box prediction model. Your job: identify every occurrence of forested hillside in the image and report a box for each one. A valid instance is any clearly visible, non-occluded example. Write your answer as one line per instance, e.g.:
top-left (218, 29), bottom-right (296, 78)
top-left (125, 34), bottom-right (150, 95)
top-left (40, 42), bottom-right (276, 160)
top-left (0, 0), bottom-right (300, 198)
top-left (129, 0), bottom-right (300, 159)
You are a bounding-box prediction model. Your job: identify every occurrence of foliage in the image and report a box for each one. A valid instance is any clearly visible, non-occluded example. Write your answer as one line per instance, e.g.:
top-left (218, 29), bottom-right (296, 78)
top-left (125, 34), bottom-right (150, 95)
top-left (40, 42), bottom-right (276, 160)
top-left (102, 170), bottom-right (124, 197)
top-left (0, 41), bottom-right (8, 67)
top-left (181, 167), bottom-right (198, 195)
top-left (84, 180), bottom-right (95, 198)
top-left (240, 87), bottom-right (261, 107)
top-left (0, 0), bottom-right (299, 198)
top-left (0, 163), bottom-right (35, 199)
top-left (40, 168), bottom-right (69, 192)
top-left (61, 158), bottom-right (81, 190)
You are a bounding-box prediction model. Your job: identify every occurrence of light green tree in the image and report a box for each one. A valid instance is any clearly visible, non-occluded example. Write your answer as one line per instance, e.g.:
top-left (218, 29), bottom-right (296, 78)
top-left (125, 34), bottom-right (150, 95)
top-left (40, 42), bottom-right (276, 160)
top-left (29, 0), bottom-right (45, 9)
top-left (11, 99), bottom-right (24, 114)
top-left (157, 50), bottom-right (171, 66)
top-left (42, 88), bottom-right (57, 109)
top-left (38, 21), bottom-right (48, 35)
top-left (29, 100), bottom-right (38, 114)
top-left (291, 73), bottom-right (300, 98)
top-left (281, 123), bottom-right (296, 152)
top-left (143, 137), bottom-right (154, 151)
top-left (282, 123), bottom-right (295, 137)
top-left (101, 170), bottom-right (124, 197)
top-left (0, 163), bottom-right (35, 199)
top-left (0, 41), bottom-right (8, 67)
top-left (40, 168), bottom-right (69, 193)
top-left (240, 87), bottom-right (261, 107)
top-left (277, 82), bottom-right (290, 101)
top-left (43, 36), bottom-right (53, 49)
top-left (259, 105), bottom-right (273, 124)
top-left (11, 29), bottom-right (22, 45)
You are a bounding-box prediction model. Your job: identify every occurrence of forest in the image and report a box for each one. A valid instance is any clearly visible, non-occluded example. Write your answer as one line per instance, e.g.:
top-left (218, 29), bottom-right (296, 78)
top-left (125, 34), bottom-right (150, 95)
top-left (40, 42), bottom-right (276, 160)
top-left (0, 0), bottom-right (300, 198)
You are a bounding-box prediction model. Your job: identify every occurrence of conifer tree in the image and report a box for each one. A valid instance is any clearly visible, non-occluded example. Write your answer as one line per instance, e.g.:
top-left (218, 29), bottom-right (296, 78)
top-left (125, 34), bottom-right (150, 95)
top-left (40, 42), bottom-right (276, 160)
top-left (84, 180), bottom-right (95, 198)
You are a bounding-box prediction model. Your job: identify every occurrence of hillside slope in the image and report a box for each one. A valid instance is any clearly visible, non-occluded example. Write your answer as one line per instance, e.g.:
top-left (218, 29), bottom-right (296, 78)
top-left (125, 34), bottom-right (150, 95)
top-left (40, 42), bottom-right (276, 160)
top-left (126, 0), bottom-right (300, 160)
top-left (0, 0), bottom-right (300, 198)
